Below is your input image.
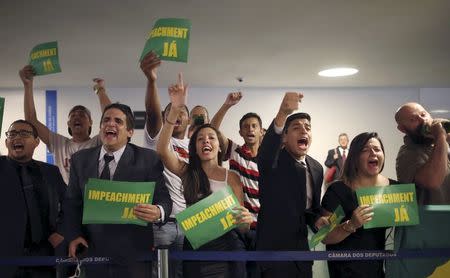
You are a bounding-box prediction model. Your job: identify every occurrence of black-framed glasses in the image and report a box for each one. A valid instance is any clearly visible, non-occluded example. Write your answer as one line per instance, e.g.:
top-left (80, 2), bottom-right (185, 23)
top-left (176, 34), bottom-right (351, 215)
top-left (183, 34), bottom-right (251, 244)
top-left (5, 130), bottom-right (34, 139)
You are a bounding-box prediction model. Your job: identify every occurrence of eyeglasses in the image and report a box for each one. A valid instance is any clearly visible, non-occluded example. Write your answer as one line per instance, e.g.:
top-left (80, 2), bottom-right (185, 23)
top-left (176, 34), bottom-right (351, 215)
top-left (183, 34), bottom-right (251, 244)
top-left (5, 130), bottom-right (35, 139)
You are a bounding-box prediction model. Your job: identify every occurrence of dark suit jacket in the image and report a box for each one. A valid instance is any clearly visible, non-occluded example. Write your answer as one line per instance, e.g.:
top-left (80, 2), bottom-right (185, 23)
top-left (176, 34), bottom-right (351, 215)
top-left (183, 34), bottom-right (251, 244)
top-left (255, 121), bottom-right (323, 273)
top-left (0, 156), bottom-right (66, 277)
top-left (324, 147), bottom-right (345, 181)
top-left (62, 143), bottom-right (171, 258)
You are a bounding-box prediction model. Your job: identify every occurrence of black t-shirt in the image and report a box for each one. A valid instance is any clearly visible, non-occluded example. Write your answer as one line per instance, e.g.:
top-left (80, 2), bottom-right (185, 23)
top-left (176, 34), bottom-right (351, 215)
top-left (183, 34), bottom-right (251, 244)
top-left (321, 179), bottom-right (398, 278)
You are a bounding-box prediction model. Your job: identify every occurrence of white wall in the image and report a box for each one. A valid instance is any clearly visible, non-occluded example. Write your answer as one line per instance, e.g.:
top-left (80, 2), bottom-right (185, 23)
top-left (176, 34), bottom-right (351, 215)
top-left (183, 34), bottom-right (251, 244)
top-left (4, 86), bottom-right (449, 180)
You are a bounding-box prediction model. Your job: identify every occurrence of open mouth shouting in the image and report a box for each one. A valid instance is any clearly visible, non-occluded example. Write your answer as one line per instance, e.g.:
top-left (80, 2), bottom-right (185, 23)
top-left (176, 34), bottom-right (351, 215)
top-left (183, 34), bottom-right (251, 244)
top-left (245, 133), bottom-right (255, 139)
top-left (71, 118), bottom-right (85, 129)
top-left (104, 129), bottom-right (117, 140)
top-left (12, 142), bottom-right (25, 152)
top-left (201, 145), bottom-right (212, 154)
top-left (297, 137), bottom-right (309, 151)
top-left (367, 158), bottom-right (379, 170)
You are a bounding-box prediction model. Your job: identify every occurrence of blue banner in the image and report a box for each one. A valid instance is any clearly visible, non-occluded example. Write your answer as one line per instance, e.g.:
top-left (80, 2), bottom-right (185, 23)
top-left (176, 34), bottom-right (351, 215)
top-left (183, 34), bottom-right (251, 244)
top-left (45, 90), bottom-right (57, 164)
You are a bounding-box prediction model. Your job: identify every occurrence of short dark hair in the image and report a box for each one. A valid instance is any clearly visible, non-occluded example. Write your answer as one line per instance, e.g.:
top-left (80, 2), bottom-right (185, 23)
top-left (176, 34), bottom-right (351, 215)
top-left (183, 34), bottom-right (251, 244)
top-left (342, 132), bottom-right (385, 185)
top-left (190, 105), bottom-right (209, 121)
top-left (163, 103), bottom-right (189, 119)
top-left (239, 112), bottom-right (262, 129)
top-left (283, 112), bottom-right (311, 133)
top-left (9, 119), bottom-right (38, 138)
top-left (101, 103), bottom-right (135, 131)
top-left (68, 105), bottom-right (92, 136)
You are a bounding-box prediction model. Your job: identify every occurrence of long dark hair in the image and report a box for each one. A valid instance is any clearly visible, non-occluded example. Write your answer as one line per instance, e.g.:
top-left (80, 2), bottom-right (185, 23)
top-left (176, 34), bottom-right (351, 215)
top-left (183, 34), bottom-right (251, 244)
top-left (182, 124), bottom-right (225, 205)
top-left (341, 132), bottom-right (385, 186)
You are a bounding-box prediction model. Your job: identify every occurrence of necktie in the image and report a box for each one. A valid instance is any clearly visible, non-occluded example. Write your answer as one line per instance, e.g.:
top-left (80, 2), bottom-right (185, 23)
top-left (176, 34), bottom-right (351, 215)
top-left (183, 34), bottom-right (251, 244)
top-left (100, 154), bottom-right (114, 180)
top-left (342, 149), bottom-right (347, 162)
top-left (299, 161), bottom-right (313, 209)
top-left (20, 165), bottom-right (43, 243)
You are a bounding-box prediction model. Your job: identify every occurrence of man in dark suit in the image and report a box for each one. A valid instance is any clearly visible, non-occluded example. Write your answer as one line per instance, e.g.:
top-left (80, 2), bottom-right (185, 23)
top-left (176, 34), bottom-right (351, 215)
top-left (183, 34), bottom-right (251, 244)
top-left (324, 133), bottom-right (349, 183)
top-left (63, 103), bottom-right (172, 277)
top-left (256, 93), bottom-right (329, 278)
top-left (0, 120), bottom-right (66, 278)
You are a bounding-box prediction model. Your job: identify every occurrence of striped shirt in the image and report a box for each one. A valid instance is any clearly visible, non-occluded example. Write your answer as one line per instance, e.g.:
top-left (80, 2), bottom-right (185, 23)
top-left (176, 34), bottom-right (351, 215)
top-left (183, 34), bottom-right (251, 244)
top-left (227, 140), bottom-right (260, 229)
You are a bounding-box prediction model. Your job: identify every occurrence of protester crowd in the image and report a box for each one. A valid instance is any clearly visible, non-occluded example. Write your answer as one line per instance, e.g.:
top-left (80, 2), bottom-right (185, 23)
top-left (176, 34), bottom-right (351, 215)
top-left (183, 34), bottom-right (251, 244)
top-left (0, 54), bottom-right (449, 278)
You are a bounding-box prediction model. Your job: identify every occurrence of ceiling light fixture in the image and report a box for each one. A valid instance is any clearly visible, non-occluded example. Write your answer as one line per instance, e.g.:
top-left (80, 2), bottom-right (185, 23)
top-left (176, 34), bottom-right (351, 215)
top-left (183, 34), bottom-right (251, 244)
top-left (430, 109), bottom-right (449, 114)
top-left (318, 67), bottom-right (358, 77)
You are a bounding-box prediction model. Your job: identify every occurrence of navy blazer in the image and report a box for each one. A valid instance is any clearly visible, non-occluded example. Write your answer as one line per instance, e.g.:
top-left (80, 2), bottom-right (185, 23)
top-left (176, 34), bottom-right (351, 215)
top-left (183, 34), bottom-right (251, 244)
top-left (62, 143), bottom-right (171, 257)
top-left (0, 156), bottom-right (66, 277)
top-left (256, 121), bottom-right (323, 253)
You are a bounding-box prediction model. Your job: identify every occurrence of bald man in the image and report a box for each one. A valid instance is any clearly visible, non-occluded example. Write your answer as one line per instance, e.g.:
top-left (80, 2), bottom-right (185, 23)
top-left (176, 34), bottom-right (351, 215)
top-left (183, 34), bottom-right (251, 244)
top-left (395, 102), bottom-right (450, 204)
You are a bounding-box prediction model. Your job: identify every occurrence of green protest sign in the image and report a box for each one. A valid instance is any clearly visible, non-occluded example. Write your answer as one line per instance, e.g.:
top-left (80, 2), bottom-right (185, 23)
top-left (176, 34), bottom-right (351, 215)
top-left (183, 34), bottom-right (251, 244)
top-left (28, 41), bottom-right (61, 75)
top-left (82, 178), bottom-right (155, 226)
top-left (309, 205), bottom-right (345, 249)
top-left (356, 183), bottom-right (419, 229)
top-left (140, 18), bottom-right (191, 62)
top-left (0, 97), bottom-right (4, 136)
top-left (176, 186), bottom-right (240, 249)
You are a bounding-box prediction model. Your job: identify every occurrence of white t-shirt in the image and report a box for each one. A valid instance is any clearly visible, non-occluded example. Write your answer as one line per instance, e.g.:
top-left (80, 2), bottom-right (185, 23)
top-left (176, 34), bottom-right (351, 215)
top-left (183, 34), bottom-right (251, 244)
top-left (48, 131), bottom-right (101, 184)
top-left (143, 127), bottom-right (189, 217)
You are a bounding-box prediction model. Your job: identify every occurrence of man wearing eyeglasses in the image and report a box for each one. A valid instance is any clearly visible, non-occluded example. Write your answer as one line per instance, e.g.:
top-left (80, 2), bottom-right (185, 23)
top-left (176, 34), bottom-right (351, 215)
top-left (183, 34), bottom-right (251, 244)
top-left (0, 120), bottom-right (66, 278)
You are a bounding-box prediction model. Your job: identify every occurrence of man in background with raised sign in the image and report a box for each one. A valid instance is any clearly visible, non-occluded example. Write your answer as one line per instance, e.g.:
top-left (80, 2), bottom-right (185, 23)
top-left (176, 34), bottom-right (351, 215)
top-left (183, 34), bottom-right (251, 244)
top-left (20, 65), bottom-right (112, 184)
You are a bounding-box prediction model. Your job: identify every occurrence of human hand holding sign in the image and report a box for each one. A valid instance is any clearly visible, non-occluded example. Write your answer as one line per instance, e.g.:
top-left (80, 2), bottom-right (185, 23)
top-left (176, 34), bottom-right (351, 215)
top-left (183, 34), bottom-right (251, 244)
top-left (19, 65), bottom-right (35, 86)
top-left (134, 203), bottom-right (162, 223)
top-left (140, 51), bottom-right (161, 82)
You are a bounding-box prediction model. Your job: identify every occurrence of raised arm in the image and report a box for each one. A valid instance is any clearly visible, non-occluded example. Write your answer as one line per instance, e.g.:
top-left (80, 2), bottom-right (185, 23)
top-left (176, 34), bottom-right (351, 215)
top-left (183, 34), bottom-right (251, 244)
top-left (210, 92), bottom-right (242, 152)
top-left (156, 73), bottom-right (188, 177)
top-left (92, 78), bottom-right (112, 112)
top-left (413, 120), bottom-right (449, 189)
top-left (258, 92), bottom-right (303, 172)
top-left (20, 65), bottom-right (51, 145)
top-left (140, 52), bottom-right (163, 138)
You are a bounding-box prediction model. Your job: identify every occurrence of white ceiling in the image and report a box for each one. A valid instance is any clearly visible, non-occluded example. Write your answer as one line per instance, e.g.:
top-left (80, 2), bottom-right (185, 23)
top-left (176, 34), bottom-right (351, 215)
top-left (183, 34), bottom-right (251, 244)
top-left (1, 0), bottom-right (450, 89)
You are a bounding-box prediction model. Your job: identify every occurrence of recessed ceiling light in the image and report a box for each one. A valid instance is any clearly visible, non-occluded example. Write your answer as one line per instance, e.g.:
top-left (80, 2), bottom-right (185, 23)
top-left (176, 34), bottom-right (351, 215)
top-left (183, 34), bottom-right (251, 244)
top-left (430, 109), bottom-right (449, 114)
top-left (318, 67), bottom-right (359, 77)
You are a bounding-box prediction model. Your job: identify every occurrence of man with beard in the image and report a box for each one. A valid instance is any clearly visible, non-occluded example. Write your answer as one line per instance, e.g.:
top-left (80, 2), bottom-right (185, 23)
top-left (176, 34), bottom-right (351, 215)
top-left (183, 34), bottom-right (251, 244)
top-left (395, 102), bottom-right (450, 204)
top-left (0, 120), bottom-right (66, 278)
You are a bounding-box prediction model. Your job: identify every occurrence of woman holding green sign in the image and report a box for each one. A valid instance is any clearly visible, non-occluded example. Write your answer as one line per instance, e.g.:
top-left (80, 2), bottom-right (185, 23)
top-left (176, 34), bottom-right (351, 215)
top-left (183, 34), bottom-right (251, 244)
top-left (321, 132), bottom-right (398, 278)
top-left (157, 74), bottom-right (252, 278)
